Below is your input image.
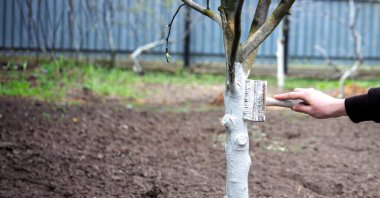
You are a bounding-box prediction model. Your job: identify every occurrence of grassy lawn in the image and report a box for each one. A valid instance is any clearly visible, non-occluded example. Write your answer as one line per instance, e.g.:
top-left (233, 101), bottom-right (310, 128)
top-left (264, 76), bottom-right (380, 91)
top-left (0, 59), bottom-right (225, 102)
top-left (0, 59), bottom-right (379, 102)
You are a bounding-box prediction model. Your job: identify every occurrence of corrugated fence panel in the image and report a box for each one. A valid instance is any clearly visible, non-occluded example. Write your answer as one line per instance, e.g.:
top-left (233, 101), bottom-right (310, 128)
top-left (0, 0), bottom-right (379, 65)
top-left (288, 0), bottom-right (380, 65)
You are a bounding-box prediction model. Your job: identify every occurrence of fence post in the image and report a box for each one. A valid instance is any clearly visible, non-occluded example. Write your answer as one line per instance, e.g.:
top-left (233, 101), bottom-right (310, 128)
top-left (283, 15), bottom-right (289, 74)
top-left (183, 6), bottom-right (191, 68)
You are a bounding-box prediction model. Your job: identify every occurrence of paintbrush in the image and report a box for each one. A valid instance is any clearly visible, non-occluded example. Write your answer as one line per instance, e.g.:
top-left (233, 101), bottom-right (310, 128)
top-left (243, 79), bottom-right (303, 122)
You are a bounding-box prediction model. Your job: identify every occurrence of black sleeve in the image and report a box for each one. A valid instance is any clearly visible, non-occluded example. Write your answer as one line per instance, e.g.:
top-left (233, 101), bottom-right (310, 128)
top-left (345, 87), bottom-right (380, 123)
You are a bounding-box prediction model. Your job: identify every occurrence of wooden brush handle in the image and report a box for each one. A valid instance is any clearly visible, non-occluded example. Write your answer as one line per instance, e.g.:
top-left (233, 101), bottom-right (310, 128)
top-left (265, 97), bottom-right (303, 108)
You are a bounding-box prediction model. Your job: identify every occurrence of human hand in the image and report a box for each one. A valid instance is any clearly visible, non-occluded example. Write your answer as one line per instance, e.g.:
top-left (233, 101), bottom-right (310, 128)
top-left (273, 88), bottom-right (347, 119)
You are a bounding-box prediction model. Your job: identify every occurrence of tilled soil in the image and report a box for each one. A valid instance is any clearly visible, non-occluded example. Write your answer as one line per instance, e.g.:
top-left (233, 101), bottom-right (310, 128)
top-left (1, 96), bottom-right (380, 198)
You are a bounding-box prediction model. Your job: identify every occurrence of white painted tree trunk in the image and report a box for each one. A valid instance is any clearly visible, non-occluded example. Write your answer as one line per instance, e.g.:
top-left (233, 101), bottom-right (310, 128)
top-left (277, 37), bottom-right (285, 88)
top-left (222, 62), bottom-right (251, 198)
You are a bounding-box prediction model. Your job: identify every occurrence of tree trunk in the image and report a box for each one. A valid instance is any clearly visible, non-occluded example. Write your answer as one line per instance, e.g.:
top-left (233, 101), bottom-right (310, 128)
top-left (338, 60), bottom-right (361, 98)
top-left (221, 62), bottom-right (251, 198)
top-left (277, 37), bottom-right (285, 88)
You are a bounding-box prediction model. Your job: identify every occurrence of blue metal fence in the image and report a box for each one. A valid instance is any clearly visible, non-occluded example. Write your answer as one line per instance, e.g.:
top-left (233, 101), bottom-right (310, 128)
top-left (0, 0), bottom-right (379, 65)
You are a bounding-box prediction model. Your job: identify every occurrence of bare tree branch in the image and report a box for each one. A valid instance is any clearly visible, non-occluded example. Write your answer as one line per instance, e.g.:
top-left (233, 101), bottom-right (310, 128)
top-left (181, 0), bottom-right (222, 28)
top-left (16, 0), bottom-right (33, 48)
top-left (249, 0), bottom-right (271, 37)
top-left (240, 0), bottom-right (295, 61)
top-left (130, 39), bottom-right (167, 75)
top-left (165, 3), bottom-right (186, 63)
top-left (338, 0), bottom-right (363, 98)
top-left (314, 44), bottom-right (341, 73)
top-left (25, 0), bottom-right (45, 58)
top-left (103, 0), bottom-right (117, 67)
top-left (243, 0), bottom-right (271, 75)
top-left (228, 0), bottom-right (245, 85)
top-left (135, 4), bottom-right (202, 75)
top-left (219, 2), bottom-right (235, 71)
top-left (68, 0), bottom-right (78, 52)
top-left (349, 1), bottom-right (362, 61)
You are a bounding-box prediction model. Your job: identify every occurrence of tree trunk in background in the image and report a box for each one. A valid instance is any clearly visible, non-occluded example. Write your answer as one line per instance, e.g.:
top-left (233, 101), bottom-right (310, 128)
top-left (277, 37), bottom-right (285, 88)
top-left (183, 6), bottom-right (191, 68)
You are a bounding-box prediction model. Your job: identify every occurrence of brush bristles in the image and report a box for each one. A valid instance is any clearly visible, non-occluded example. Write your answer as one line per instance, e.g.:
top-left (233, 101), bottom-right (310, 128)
top-left (243, 80), bottom-right (266, 122)
top-left (243, 80), bottom-right (255, 120)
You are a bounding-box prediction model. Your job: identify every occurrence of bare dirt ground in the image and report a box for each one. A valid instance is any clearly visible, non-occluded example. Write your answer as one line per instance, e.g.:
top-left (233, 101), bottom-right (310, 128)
top-left (1, 85), bottom-right (380, 198)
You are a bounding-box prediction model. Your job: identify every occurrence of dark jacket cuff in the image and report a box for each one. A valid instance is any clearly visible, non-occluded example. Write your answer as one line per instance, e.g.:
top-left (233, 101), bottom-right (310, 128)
top-left (345, 94), bottom-right (370, 123)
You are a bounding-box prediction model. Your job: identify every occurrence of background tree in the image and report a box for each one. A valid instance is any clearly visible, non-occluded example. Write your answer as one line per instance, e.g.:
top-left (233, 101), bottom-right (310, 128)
top-left (168, 0), bottom-right (295, 197)
top-left (337, 0), bottom-right (363, 98)
top-left (130, 1), bottom-right (201, 75)
top-left (313, 0), bottom-right (363, 98)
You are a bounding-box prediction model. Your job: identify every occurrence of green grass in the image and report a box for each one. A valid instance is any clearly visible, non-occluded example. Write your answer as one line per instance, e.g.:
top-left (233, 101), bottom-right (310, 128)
top-left (0, 59), bottom-right (379, 103)
top-left (259, 76), bottom-right (380, 91)
top-left (0, 59), bottom-right (224, 102)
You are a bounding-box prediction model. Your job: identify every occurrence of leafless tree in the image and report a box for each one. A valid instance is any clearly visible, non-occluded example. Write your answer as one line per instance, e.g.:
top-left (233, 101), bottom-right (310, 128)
top-left (314, 44), bottom-right (341, 74)
top-left (338, 0), bottom-right (363, 98)
top-left (167, 1), bottom-right (295, 197)
top-left (130, 1), bottom-right (203, 75)
top-left (129, 0), bottom-right (178, 75)
top-left (103, 0), bottom-right (117, 67)
top-left (24, 0), bottom-right (45, 62)
top-left (314, 0), bottom-right (363, 98)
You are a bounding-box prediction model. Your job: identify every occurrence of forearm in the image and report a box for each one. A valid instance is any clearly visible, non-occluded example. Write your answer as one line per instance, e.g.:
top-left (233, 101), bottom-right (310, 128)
top-left (331, 98), bottom-right (347, 118)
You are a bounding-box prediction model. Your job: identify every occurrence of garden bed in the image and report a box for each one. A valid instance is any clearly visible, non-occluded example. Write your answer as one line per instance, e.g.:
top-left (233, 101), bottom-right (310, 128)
top-left (1, 96), bottom-right (380, 197)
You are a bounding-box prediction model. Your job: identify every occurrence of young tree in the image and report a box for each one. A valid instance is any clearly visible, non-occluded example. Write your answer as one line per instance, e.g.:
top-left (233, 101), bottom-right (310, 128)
top-left (168, 0), bottom-right (295, 197)
top-left (338, 0), bottom-right (363, 98)
top-left (314, 0), bottom-right (363, 98)
top-left (130, 0), bottom-right (200, 75)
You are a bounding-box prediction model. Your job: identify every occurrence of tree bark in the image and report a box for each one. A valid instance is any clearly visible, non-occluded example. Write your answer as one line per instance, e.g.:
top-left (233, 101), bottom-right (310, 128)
top-left (221, 62), bottom-right (251, 198)
top-left (243, 0), bottom-right (271, 76)
top-left (240, 0), bottom-right (295, 61)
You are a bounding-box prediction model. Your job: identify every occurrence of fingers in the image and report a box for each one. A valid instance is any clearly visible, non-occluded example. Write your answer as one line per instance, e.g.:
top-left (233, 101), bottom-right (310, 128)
top-left (273, 91), bottom-right (308, 100)
top-left (273, 88), bottom-right (315, 100)
top-left (292, 103), bottom-right (312, 114)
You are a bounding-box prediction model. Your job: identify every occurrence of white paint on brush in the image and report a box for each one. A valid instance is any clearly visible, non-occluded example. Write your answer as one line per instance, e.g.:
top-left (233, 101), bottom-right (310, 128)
top-left (244, 80), bottom-right (266, 122)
